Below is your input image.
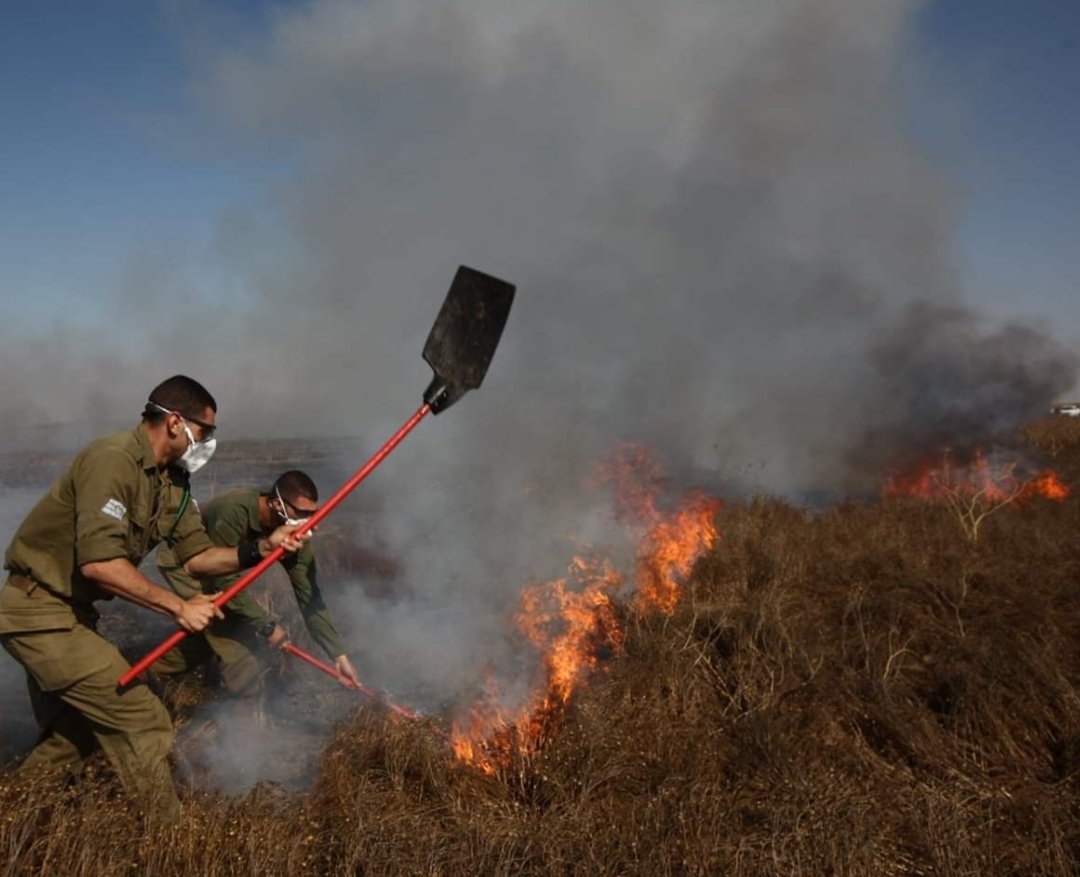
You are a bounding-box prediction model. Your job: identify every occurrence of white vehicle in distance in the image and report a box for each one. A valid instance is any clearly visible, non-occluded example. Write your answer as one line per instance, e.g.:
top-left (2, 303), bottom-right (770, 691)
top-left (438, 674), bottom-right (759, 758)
top-left (1050, 402), bottom-right (1080, 417)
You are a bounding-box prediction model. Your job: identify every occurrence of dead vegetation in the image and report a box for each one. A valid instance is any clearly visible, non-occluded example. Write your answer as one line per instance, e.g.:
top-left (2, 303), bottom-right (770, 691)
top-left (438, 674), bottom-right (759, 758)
top-left (2, 423), bottom-right (1080, 875)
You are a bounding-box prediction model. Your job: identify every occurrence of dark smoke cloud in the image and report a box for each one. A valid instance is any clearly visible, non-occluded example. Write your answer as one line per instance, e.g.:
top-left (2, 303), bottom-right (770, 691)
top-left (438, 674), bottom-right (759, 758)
top-left (2, 0), bottom-right (1077, 782)
top-left (854, 301), bottom-right (1078, 477)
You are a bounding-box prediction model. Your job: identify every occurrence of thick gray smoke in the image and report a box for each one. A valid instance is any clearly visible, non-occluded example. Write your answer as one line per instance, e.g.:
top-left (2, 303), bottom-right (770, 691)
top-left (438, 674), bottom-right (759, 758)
top-left (854, 301), bottom-right (1077, 476)
top-left (1, 0), bottom-right (1076, 783)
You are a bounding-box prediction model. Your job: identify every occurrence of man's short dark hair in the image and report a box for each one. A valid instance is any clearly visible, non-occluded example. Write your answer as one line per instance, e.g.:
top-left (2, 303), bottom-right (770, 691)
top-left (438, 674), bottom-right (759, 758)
top-left (273, 470), bottom-right (318, 505)
top-left (143, 375), bottom-right (217, 423)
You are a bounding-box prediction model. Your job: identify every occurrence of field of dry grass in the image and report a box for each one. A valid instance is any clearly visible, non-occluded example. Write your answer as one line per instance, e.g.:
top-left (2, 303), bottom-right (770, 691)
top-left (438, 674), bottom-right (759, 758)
top-left (2, 422), bottom-right (1079, 875)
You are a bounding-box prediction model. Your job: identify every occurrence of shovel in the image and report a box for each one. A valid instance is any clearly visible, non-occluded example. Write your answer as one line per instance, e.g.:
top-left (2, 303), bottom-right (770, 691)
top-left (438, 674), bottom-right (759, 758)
top-left (119, 266), bottom-right (515, 687)
top-left (281, 642), bottom-right (422, 720)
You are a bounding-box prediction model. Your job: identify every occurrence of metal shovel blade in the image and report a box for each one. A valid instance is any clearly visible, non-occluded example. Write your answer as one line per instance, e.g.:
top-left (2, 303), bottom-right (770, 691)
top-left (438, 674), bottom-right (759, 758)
top-left (422, 265), bottom-right (516, 413)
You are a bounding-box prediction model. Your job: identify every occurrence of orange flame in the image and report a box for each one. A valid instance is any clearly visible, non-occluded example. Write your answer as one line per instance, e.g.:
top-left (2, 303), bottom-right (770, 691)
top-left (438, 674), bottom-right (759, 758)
top-left (883, 450), bottom-right (1070, 504)
top-left (1019, 470), bottom-right (1070, 502)
top-left (450, 555), bottom-right (624, 773)
top-left (450, 672), bottom-right (524, 771)
top-left (451, 447), bottom-right (722, 772)
top-left (517, 556), bottom-right (626, 705)
top-left (634, 491), bottom-right (722, 615)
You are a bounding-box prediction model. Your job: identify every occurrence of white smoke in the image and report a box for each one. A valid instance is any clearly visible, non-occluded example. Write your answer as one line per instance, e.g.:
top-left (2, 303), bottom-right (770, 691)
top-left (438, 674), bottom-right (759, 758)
top-left (1, 0), bottom-right (1076, 785)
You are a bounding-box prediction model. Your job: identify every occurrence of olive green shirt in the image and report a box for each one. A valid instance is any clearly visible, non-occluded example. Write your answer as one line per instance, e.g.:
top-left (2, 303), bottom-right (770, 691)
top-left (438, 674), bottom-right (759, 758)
top-left (162, 488), bottom-right (345, 659)
top-left (1, 425), bottom-right (213, 632)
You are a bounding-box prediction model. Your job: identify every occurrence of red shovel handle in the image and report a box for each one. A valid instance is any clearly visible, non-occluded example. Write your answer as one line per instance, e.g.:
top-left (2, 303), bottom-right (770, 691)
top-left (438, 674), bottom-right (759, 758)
top-left (282, 643), bottom-right (370, 694)
top-left (282, 642), bottom-right (423, 721)
top-left (118, 403), bottom-right (431, 687)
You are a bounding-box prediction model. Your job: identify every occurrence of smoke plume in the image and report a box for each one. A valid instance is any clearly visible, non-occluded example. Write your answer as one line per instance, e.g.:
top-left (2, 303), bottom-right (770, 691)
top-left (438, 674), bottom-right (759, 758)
top-left (1, 0), bottom-right (1076, 782)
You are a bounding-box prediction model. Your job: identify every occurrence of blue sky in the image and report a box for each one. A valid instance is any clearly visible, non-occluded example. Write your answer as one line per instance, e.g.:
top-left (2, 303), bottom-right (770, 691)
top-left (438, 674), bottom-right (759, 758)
top-left (915, 0), bottom-right (1080, 328)
top-left (0, 2), bottom-right (266, 327)
top-left (0, 0), bottom-right (1077, 346)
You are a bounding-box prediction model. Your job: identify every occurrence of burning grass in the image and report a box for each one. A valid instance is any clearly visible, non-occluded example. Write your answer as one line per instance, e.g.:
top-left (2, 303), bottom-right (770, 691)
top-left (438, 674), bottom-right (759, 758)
top-left (2, 432), bottom-right (1080, 875)
top-left (450, 446), bottom-right (722, 774)
top-left (882, 446), bottom-right (1070, 540)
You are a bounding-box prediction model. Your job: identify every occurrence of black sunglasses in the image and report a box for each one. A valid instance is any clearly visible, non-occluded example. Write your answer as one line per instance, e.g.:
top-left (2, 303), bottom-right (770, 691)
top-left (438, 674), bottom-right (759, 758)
top-left (275, 487), bottom-right (316, 519)
top-left (147, 402), bottom-right (217, 440)
top-left (181, 413), bottom-right (217, 440)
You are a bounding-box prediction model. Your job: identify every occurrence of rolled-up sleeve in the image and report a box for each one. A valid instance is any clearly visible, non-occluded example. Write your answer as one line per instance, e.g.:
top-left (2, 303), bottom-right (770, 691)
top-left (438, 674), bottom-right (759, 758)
top-left (73, 448), bottom-right (139, 566)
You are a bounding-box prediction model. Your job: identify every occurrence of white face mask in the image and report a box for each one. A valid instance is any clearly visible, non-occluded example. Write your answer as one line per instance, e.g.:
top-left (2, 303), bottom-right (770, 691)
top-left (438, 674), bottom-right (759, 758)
top-left (150, 401), bottom-right (217, 474)
top-left (274, 486), bottom-right (313, 526)
top-left (177, 421), bottom-right (217, 474)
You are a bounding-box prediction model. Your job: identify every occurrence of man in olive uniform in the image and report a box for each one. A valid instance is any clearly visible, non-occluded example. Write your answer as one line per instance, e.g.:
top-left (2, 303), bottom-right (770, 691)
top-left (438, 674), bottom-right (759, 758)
top-left (0, 375), bottom-right (307, 821)
top-left (153, 470), bottom-right (361, 694)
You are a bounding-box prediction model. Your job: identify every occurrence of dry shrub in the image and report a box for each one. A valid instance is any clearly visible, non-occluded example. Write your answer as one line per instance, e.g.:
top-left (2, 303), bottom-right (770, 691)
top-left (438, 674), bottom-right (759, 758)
top-left (0, 768), bottom-right (323, 877)
top-left (2, 484), bottom-right (1080, 875)
top-left (1022, 416), bottom-right (1080, 483)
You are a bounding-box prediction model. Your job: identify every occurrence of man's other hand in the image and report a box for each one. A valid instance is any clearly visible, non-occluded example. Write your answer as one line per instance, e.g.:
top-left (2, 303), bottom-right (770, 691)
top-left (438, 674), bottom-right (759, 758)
top-left (334, 654), bottom-right (362, 689)
top-left (266, 624), bottom-right (289, 649)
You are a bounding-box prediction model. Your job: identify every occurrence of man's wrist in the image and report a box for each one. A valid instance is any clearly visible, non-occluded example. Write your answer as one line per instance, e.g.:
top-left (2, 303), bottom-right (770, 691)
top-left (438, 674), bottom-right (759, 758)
top-left (236, 539), bottom-right (262, 569)
top-left (167, 593), bottom-right (187, 618)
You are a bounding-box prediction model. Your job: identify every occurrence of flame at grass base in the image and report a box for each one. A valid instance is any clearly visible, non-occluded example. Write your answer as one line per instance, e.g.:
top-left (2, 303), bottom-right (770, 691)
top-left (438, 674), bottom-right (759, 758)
top-left (634, 491), bottom-right (722, 615)
top-left (883, 449), bottom-right (1070, 505)
top-left (450, 556), bottom-right (624, 773)
top-left (451, 446), bottom-right (721, 773)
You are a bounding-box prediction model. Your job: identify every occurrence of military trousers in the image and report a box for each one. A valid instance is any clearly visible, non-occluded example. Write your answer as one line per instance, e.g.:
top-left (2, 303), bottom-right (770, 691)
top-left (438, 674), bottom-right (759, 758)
top-left (0, 578), bottom-right (180, 822)
top-left (150, 566), bottom-right (264, 697)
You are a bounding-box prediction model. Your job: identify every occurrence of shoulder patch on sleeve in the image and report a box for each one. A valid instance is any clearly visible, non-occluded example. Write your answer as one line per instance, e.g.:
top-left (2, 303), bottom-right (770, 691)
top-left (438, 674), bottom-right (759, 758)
top-left (101, 498), bottom-right (128, 521)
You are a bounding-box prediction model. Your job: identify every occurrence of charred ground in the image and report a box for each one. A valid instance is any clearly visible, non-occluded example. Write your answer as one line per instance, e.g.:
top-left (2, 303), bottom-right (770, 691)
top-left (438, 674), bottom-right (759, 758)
top-left (1, 423), bottom-right (1079, 876)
